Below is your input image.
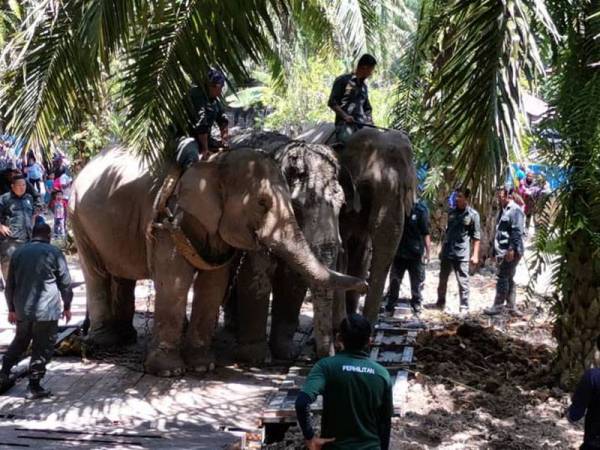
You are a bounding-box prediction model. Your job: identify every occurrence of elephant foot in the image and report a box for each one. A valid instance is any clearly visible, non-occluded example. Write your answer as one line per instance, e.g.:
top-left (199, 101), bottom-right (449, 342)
top-left (86, 321), bottom-right (137, 348)
top-left (182, 347), bottom-right (216, 373)
top-left (270, 340), bottom-right (300, 361)
top-left (235, 341), bottom-right (268, 364)
top-left (144, 347), bottom-right (186, 377)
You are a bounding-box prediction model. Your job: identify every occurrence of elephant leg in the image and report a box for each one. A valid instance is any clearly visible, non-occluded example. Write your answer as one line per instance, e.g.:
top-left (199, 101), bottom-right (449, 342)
top-left (363, 210), bottom-right (403, 323)
top-left (183, 264), bottom-right (231, 372)
top-left (84, 268), bottom-right (119, 347)
top-left (345, 235), bottom-right (370, 315)
top-left (110, 277), bottom-right (137, 345)
top-left (144, 230), bottom-right (195, 377)
top-left (235, 251), bottom-right (274, 364)
top-left (270, 264), bottom-right (307, 361)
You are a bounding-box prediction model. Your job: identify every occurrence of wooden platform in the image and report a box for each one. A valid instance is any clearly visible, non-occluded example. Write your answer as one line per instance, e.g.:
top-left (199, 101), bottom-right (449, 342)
top-left (259, 301), bottom-right (424, 442)
top-left (0, 356), bottom-right (288, 448)
top-left (0, 260), bottom-right (288, 449)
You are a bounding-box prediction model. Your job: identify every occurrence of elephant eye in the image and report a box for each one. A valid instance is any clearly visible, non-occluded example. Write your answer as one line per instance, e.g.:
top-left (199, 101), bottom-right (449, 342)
top-left (258, 195), bottom-right (272, 212)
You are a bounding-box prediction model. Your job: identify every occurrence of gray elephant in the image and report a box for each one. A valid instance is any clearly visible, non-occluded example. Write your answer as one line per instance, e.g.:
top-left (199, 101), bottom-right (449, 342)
top-left (298, 124), bottom-right (417, 323)
top-left (226, 131), bottom-right (345, 362)
top-left (69, 146), bottom-right (367, 376)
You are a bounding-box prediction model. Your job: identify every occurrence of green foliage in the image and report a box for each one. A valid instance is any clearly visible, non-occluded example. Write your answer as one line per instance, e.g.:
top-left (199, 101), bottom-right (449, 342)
top-left (527, 0), bottom-right (600, 384)
top-left (391, 0), bottom-right (558, 196)
top-left (1, 0), bottom-right (386, 165)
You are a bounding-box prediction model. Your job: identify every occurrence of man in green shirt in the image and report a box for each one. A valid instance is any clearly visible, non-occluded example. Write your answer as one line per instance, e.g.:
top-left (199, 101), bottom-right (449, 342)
top-left (295, 314), bottom-right (393, 450)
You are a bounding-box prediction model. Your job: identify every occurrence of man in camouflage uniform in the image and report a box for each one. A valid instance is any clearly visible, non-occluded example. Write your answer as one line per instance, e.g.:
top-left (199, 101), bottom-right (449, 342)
top-left (328, 54), bottom-right (377, 145)
top-left (176, 69), bottom-right (230, 168)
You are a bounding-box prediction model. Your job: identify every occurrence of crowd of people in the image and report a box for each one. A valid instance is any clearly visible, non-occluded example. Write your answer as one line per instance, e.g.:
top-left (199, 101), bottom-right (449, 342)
top-left (0, 143), bottom-right (72, 240)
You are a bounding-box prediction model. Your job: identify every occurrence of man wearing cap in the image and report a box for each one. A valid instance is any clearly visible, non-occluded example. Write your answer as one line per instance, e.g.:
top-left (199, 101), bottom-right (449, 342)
top-left (484, 186), bottom-right (525, 316)
top-left (176, 69), bottom-right (230, 168)
top-left (328, 54), bottom-right (377, 145)
top-left (0, 223), bottom-right (72, 399)
top-left (0, 175), bottom-right (41, 283)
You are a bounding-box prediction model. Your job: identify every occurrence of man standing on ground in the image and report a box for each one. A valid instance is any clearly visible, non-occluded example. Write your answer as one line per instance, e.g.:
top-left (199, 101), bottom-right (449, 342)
top-left (485, 186), bottom-right (525, 316)
top-left (386, 198), bottom-right (431, 315)
top-left (295, 314), bottom-right (393, 450)
top-left (328, 54), bottom-right (377, 145)
top-left (435, 188), bottom-right (480, 314)
top-left (0, 175), bottom-right (41, 282)
top-left (0, 223), bottom-right (72, 398)
top-left (567, 336), bottom-right (600, 449)
top-left (176, 68), bottom-right (230, 168)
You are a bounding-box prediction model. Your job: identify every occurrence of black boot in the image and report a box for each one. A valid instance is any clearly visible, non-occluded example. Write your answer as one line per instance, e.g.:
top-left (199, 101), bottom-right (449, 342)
top-left (27, 379), bottom-right (51, 399)
top-left (0, 372), bottom-right (14, 394)
top-left (385, 280), bottom-right (400, 313)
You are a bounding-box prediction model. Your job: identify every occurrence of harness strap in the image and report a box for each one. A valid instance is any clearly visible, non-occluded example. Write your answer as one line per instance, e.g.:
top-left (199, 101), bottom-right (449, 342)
top-left (146, 167), bottom-right (235, 272)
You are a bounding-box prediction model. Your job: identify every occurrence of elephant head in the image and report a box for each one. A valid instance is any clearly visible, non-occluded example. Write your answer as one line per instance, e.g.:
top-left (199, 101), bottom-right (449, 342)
top-left (175, 148), bottom-right (367, 293)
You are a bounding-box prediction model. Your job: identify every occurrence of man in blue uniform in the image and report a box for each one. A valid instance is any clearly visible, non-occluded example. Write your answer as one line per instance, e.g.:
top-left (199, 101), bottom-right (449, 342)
top-left (328, 54), bottom-right (377, 145)
top-left (0, 175), bottom-right (42, 283)
top-left (176, 68), bottom-right (230, 168)
top-left (0, 223), bottom-right (72, 398)
top-left (567, 336), bottom-right (600, 449)
top-left (435, 188), bottom-right (481, 314)
top-left (485, 186), bottom-right (525, 316)
top-left (295, 314), bottom-right (393, 450)
top-left (386, 199), bottom-right (431, 314)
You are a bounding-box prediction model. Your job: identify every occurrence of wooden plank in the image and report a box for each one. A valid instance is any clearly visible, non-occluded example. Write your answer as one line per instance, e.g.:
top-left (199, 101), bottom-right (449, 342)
top-left (392, 370), bottom-right (408, 417)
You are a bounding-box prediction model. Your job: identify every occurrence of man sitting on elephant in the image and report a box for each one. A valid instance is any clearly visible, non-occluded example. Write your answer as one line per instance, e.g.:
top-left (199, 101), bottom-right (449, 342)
top-left (175, 68), bottom-right (230, 168)
top-left (328, 54), bottom-right (377, 145)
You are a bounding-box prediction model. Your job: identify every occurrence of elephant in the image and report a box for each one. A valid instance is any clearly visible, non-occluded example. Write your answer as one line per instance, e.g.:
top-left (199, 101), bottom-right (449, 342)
top-left (69, 146), bottom-right (367, 376)
top-left (298, 124), bottom-right (417, 323)
top-left (226, 131), bottom-right (346, 362)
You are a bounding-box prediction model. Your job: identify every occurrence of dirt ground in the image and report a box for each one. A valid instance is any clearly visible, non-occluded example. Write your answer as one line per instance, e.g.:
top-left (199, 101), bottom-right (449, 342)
top-left (389, 249), bottom-right (584, 449)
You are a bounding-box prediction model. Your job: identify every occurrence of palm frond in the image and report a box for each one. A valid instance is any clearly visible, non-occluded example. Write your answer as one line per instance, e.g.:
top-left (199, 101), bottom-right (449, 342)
top-left (426, 0), bottom-right (557, 192)
top-left (120, 0), bottom-right (282, 164)
top-left (1, 0), bottom-right (102, 153)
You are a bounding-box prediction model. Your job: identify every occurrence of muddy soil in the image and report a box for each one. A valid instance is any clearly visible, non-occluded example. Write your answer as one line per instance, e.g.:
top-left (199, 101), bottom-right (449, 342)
top-left (392, 317), bottom-right (582, 449)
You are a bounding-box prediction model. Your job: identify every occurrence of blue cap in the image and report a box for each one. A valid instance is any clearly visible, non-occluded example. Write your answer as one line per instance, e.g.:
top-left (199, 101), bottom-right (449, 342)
top-left (207, 68), bottom-right (225, 86)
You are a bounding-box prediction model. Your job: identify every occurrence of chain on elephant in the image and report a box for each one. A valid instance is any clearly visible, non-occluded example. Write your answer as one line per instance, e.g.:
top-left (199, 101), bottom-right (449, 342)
top-left (81, 280), bottom-right (155, 372)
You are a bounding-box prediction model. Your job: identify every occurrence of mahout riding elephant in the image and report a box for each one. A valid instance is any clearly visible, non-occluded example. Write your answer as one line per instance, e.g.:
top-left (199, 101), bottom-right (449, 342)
top-left (298, 124), bottom-right (417, 323)
top-left (226, 131), bottom-right (345, 362)
top-left (69, 146), bottom-right (367, 376)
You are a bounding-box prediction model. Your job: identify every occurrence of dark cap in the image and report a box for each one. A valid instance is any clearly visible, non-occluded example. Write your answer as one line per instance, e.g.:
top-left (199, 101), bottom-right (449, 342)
top-left (207, 68), bottom-right (226, 86)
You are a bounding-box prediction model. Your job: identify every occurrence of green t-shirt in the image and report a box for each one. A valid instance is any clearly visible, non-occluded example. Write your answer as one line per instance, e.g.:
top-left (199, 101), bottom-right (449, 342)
top-left (301, 350), bottom-right (393, 450)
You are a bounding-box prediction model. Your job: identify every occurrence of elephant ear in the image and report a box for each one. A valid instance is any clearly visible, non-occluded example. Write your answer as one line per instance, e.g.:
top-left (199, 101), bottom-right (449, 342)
top-left (175, 163), bottom-right (223, 235)
top-left (339, 165), bottom-right (361, 213)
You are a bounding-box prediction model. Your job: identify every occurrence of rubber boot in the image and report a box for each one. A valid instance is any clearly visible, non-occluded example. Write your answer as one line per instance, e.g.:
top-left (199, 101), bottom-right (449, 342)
top-left (27, 379), bottom-right (51, 399)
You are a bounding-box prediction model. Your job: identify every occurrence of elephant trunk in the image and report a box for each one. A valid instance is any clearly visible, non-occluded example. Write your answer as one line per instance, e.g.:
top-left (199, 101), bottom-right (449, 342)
top-left (363, 204), bottom-right (405, 323)
top-left (259, 219), bottom-right (368, 293)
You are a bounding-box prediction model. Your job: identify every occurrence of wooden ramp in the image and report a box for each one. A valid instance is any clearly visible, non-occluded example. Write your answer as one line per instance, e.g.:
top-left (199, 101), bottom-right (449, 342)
top-left (259, 301), bottom-right (424, 444)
